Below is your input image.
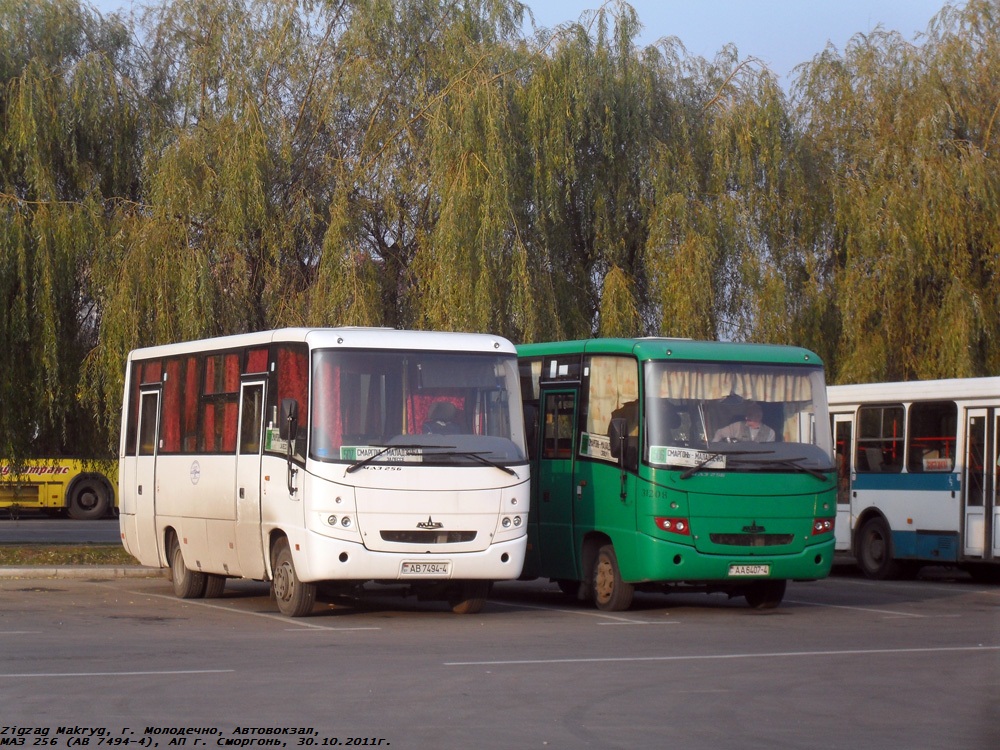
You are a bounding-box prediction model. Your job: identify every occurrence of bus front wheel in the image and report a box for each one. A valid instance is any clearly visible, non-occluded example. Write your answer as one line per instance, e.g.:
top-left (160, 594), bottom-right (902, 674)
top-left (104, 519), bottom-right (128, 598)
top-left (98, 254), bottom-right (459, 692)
top-left (271, 538), bottom-right (316, 617)
top-left (744, 579), bottom-right (787, 609)
top-left (857, 516), bottom-right (902, 580)
top-left (592, 544), bottom-right (634, 611)
top-left (169, 536), bottom-right (207, 599)
top-left (448, 581), bottom-right (491, 614)
top-left (67, 477), bottom-right (110, 520)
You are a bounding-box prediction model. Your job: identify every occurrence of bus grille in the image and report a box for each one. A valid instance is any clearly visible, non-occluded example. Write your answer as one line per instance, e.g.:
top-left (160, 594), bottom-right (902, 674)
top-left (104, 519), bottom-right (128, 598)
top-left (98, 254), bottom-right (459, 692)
top-left (710, 533), bottom-right (794, 547)
top-left (380, 531), bottom-right (478, 544)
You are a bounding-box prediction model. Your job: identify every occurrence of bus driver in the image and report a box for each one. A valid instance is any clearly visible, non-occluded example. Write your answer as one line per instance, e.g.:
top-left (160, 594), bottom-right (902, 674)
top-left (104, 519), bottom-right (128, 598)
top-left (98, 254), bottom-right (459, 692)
top-left (713, 402), bottom-right (775, 443)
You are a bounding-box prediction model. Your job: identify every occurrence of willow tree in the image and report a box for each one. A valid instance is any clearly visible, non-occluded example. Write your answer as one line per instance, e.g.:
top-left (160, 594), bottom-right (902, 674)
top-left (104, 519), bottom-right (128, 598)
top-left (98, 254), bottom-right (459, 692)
top-left (506, 0), bottom-right (656, 341)
top-left (1, 0), bottom-right (140, 459)
top-left (795, 0), bottom-right (1000, 383)
top-left (642, 41), bottom-right (746, 341)
top-left (306, 0), bottom-right (540, 336)
top-left (704, 59), bottom-right (837, 351)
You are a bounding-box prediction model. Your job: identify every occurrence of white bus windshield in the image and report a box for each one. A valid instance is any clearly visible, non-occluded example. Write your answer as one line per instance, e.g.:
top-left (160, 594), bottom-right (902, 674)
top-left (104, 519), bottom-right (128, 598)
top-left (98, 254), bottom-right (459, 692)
top-left (644, 362), bottom-right (834, 472)
top-left (311, 349), bottom-right (526, 466)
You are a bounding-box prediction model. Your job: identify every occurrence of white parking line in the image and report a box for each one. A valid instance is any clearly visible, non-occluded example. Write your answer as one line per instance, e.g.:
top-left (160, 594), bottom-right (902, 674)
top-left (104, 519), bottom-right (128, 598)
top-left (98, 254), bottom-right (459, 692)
top-left (785, 598), bottom-right (926, 617)
top-left (490, 598), bottom-right (679, 625)
top-left (444, 644), bottom-right (1000, 667)
top-left (108, 585), bottom-right (381, 631)
top-left (0, 669), bottom-right (234, 679)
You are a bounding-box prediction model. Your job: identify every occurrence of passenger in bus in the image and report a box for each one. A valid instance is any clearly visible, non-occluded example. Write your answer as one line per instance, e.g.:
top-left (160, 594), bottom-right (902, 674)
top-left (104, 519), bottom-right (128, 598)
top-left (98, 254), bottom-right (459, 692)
top-left (713, 402), bottom-right (775, 443)
top-left (423, 401), bottom-right (463, 435)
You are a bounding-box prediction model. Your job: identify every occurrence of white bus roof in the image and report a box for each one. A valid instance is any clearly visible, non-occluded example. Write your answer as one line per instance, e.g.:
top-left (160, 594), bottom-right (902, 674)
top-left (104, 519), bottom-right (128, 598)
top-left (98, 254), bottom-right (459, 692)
top-left (126, 327), bottom-right (517, 360)
top-left (828, 376), bottom-right (1000, 405)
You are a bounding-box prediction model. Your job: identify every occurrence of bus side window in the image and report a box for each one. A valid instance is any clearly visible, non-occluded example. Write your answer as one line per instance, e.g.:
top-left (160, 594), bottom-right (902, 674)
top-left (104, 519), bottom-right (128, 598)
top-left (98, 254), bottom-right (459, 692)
top-left (856, 404), bottom-right (904, 473)
top-left (906, 401), bottom-right (957, 473)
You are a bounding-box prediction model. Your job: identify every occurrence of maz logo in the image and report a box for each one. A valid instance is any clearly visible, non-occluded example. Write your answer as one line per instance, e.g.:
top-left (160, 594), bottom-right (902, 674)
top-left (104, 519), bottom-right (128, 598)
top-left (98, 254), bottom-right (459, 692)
top-left (417, 516), bottom-right (444, 529)
top-left (742, 521), bottom-right (766, 534)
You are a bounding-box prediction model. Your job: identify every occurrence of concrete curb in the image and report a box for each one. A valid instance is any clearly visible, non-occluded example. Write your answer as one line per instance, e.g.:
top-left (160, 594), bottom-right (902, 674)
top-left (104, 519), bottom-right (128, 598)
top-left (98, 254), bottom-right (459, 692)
top-left (0, 566), bottom-right (166, 579)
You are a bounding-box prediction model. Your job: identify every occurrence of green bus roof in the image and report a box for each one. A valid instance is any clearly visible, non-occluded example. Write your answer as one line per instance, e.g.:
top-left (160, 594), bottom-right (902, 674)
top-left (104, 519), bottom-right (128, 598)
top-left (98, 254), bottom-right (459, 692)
top-left (516, 338), bottom-right (822, 366)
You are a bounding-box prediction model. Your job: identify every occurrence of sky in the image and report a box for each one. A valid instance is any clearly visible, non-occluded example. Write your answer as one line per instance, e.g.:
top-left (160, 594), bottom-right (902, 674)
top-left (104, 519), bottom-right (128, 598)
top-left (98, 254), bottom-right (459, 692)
top-left (523, 0), bottom-right (952, 85)
top-left (91, 0), bottom-right (954, 89)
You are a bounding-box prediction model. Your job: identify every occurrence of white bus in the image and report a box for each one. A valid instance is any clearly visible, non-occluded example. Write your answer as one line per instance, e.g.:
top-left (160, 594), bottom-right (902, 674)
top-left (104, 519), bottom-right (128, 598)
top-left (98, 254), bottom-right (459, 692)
top-left (118, 328), bottom-right (529, 616)
top-left (828, 377), bottom-right (1000, 580)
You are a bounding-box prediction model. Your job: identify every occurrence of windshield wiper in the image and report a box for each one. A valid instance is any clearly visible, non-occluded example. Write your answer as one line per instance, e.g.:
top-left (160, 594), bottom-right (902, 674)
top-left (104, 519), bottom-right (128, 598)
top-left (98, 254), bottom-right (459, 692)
top-left (345, 444), bottom-right (427, 474)
top-left (739, 456), bottom-right (830, 481)
top-left (680, 449), bottom-right (773, 480)
top-left (427, 449), bottom-right (518, 476)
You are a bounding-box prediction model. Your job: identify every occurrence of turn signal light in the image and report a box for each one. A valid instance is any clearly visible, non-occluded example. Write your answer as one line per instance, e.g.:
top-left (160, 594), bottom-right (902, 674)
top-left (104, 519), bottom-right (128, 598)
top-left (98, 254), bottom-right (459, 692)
top-left (812, 518), bottom-right (834, 535)
top-left (655, 517), bottom-right (691, 536)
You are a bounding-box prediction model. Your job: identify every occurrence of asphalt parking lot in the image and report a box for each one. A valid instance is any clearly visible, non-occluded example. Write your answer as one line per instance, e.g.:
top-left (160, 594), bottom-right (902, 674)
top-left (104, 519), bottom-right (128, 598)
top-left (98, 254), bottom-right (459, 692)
top-left (2, 568), bottom-right (999, 750)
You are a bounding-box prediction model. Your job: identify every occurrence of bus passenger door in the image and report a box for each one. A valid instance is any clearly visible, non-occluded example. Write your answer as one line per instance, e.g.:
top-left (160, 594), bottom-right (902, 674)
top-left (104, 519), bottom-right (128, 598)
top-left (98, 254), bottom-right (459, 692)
top-left (134, 388), bottom-right (161, 563)
top-left (235, 380), bottom-right (267, 579)
top-left (963, 409), bottom-right (992, 558)
top-left (833, 414), bottom-right (854, 552)
top-left (534, 390), bottom-right (580, 581)
top-left (994, 413), bottom-right (1000, 560)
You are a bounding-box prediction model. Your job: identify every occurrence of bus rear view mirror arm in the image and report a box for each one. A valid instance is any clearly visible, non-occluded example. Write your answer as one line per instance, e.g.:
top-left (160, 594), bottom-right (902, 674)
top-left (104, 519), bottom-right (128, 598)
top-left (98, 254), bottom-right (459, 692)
top-left (281, 398), bottom-right (299, 495)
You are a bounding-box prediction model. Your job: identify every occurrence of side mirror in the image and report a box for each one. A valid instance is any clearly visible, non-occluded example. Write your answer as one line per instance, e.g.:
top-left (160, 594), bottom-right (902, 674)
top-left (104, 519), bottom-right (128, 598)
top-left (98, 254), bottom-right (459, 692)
top-left (279, 398), bottom-right (299, 441)
top-left (608, 418), bottom-right (627, 462)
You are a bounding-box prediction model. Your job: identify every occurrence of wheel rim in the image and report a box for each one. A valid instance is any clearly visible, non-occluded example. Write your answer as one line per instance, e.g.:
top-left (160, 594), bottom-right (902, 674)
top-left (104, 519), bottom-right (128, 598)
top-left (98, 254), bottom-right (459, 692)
top-left (273, 560), bottom-right (294, 602)
top-left (594, 555), bottom-right (614, 604)
top-left (865, 529), bottom-right (886, 567)
top-left (77, 490), bottom-right (99, 511)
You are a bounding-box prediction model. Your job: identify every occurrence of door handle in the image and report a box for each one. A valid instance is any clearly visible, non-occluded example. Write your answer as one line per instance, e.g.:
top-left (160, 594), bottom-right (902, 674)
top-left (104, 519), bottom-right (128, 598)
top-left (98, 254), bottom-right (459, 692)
top-left (138, 485), bottom-right (142, 495)
top-left (239, 487), bottom-right (245, 499)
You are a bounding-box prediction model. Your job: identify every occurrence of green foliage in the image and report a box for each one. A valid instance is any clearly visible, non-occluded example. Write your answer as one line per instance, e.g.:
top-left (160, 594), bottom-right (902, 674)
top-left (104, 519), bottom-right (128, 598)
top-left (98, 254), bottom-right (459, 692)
top-left (3, 0), bottom-right (1000, 462)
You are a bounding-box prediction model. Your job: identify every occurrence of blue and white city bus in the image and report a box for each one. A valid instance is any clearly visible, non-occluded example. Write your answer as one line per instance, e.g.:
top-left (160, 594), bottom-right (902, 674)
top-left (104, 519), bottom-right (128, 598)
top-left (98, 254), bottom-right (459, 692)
top-left (828, 377), bottom-right (1000, 580)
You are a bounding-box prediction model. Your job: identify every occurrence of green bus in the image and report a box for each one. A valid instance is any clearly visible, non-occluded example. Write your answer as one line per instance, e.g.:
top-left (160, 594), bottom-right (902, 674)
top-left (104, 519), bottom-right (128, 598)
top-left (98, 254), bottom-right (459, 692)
top-left (517, 338), bottom-right (836, 610)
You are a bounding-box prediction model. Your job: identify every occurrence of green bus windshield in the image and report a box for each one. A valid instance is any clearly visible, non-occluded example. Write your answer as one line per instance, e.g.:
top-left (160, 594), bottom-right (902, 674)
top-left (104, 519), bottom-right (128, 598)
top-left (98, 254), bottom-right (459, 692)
top-left (643, 361), bottom-right (834, 472)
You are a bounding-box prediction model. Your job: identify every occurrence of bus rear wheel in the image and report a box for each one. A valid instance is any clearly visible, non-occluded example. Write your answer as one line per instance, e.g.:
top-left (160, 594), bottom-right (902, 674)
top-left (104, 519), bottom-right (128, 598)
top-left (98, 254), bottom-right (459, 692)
top-left (203, 574), bottom-right (227, 598)
top-left (271, 538), bottom-right (316, 617)
top-left (744, 579), bottom-right (787, 609)
top-left (67, 477), bottom-right (110, 520)
top-left (169, 536), bottom-right (207, 599)
top-left (857, 516), bottom-right (902, 580)
top-left (592, 544), bottom-right (634, 611)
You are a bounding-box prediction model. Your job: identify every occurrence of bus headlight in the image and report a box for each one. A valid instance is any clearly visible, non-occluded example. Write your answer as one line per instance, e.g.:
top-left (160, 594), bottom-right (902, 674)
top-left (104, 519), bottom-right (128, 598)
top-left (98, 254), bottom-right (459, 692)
top-left (812, 518), bottom-right (833, 535)
top-left (502, 517), bottom-right (512, 528)
top-left (341, 516), bottom-right (352, 528)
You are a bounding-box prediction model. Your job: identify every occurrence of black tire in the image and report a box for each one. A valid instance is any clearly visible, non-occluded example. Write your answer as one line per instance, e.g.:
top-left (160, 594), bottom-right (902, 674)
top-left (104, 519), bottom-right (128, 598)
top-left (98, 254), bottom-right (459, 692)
top-left (170, 536), bottom-right (207, 599)
top-left (67, 477), bottom-right (110, 520)
top-left (203, 574), bottom-right (227, 599)
top-left (856, 516), bottom-right (902, 580)
top-left (448, 581), bottom-right (491, 614)
top-left (556, 579), bottom-right (580, 597)
top-left (965, 564), bottom-right (1000, 584)
top-left (271, 537), bottom-right (316, 617)
top-left (592, 544), bottom-right (634, 611)
top-left (744, 579), bottom-right (787, 609)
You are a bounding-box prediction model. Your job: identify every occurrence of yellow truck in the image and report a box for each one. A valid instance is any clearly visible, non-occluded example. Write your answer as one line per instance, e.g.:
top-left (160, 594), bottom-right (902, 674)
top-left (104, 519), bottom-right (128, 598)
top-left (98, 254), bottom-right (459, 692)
top-left (0, 459), bottom-right (117, 520)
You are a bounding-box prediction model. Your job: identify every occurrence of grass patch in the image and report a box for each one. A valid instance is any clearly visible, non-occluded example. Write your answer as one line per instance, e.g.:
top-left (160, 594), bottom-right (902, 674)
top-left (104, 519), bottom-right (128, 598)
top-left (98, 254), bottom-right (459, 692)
top-left (0, 544), bottom-right (139, 566)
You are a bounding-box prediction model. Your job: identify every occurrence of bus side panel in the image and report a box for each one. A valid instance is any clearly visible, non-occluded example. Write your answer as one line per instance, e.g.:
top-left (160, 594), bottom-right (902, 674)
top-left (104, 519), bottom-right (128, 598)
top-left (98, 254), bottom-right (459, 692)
top-left (573, 458), bottom-right (640, 581)
top-left (851, 472), bottom-right (960, 561)
top-left (156, 454), bottom-right (238, 576)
